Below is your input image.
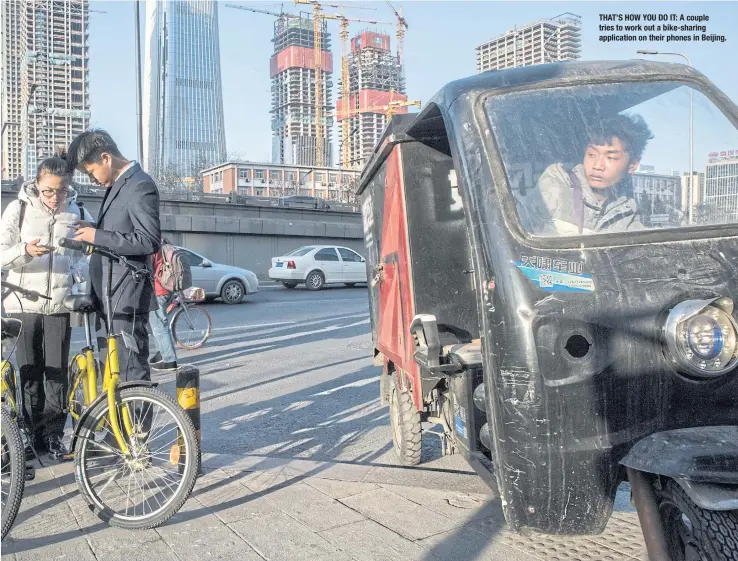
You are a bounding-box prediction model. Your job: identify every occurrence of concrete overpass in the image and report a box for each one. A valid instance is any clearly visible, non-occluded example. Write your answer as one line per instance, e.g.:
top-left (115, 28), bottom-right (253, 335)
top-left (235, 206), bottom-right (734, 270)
top-left (1, 189), bottom-right (364, 279)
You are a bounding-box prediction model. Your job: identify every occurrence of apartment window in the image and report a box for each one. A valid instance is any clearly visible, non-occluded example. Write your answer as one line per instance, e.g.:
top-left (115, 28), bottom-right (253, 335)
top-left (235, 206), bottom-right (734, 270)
top-left (286, 171), bottom-right (295, 181)
top-left (255, 169), bottom-right (264, 180)
top-left (270, 170), bottom-right (281, 181)
top-left (315, 173), bottom-right (325, 182)
top-left (239, 168), bottom-right (249, 179)
top-left (329, 173), bottom-right (337, 183)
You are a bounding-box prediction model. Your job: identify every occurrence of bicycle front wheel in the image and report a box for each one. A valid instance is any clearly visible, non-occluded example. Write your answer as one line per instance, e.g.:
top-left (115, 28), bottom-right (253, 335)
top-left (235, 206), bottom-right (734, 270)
top-left (1, 406), bottom-right (25, 540)
top-left (171, 305), bottom-right (212, 350)
top-left (74, 386), bottom-right (199, 530)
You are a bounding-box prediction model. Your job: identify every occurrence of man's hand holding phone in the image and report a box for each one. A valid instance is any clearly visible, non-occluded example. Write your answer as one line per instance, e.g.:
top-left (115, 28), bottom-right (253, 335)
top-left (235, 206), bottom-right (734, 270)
top-left (25, 239), bottom-right (52, 257)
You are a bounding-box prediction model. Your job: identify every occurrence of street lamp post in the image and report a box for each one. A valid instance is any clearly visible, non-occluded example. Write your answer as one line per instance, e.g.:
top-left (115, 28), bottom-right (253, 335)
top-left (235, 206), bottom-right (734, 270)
top-left (134, 1), bottom-right (144, 164)
top-left (637, 50), bottom-right (694, 224)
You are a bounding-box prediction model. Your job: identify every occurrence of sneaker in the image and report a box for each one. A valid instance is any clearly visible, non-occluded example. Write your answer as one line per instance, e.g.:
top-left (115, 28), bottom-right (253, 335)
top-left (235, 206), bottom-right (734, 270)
top-left (151, 360), bottom-right (177, 371)
top-left (25, 437), bottom-right (46, 462)
top-left (148, 351), bottom-right (162, 365)
top-left (44, 435), bottom-right (71, 462)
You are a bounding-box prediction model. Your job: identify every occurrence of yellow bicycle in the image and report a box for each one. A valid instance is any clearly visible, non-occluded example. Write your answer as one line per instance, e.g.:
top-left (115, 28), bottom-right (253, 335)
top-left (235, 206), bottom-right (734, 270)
top-left (58, 238), bottom-right (199, 529)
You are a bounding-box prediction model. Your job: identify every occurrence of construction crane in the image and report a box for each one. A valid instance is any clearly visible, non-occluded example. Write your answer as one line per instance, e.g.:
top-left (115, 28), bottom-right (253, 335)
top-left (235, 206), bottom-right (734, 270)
top-left (224, 3), bottom-right (298, 20)
top-left (386, 1), bottom-right (407, 66)
top-left (322, 11), bottom-right (392, 169)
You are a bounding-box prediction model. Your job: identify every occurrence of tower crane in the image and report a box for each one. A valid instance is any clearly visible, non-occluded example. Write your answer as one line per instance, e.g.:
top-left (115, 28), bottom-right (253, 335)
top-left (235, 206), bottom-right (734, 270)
top-left (386, 1), bottom-right (407, 66)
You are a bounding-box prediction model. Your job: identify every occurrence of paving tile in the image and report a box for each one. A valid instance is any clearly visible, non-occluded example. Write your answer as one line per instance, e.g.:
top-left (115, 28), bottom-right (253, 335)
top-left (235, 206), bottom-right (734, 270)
top-left (229, 511), bottom-right (351, 561)
top-left (91, 534), bottom-right (180, 561)
top-left (418, 525), bottom-right (533, 561)
top-left (340, 488), bottom-right (461, 541)
top-left (253, 481), bottom-right (365, 532)
top-left (11, 535), bottom-right (97, 561)
top-left (156, 510), bottom-right (258, 560)
top-left (305, 478), bottom-right (379, 499)
top-left (319, 519), bottom-right (432, 561)
top-left (193, 477), bottom-right (279, 525)
top-left (362, 464), bottom-right (492, 496)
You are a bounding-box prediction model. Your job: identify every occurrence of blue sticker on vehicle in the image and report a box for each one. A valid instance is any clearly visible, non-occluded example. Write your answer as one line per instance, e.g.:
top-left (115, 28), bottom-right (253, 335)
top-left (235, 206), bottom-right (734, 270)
top-left (514, 255), bottom-right (595, 293)
top-left (455, 415), bottom-right (467, 439)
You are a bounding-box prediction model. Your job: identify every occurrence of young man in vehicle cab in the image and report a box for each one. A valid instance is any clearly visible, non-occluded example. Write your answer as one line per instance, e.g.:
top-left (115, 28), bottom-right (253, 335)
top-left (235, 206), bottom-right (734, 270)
top-left (519, 113), bottom-right (653, 236)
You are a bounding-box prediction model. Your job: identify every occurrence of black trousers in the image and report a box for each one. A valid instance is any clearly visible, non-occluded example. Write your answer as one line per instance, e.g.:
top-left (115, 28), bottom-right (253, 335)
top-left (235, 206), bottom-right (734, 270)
top-left (97, 313), bottom-right (151, 382)
top-left (9, 313), bottom-right (71, 441)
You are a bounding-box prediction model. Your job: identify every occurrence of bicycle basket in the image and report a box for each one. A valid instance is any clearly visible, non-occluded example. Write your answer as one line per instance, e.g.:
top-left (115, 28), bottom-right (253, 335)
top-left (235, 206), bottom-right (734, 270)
top-left (182, 287), bottom-right (206, 302)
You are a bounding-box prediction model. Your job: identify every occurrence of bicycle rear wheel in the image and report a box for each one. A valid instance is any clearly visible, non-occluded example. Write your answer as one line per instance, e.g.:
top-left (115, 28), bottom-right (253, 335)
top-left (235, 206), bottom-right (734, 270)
top-left (171, 305), bottom-right (212, 350)
top-left (1, 406), bottom-right (25, 540)
top-left (74, 386), bottom-right (199, 529)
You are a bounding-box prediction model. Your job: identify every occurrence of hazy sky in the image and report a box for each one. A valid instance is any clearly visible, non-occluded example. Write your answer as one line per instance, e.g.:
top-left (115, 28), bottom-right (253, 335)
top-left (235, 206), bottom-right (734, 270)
top-left (88, 1), bottom-right (738, 166)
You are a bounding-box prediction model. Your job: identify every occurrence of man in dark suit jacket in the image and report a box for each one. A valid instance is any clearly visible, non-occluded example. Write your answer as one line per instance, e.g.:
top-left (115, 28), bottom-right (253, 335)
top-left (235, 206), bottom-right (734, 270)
top-left (68, 129), bottom-right (160, 382)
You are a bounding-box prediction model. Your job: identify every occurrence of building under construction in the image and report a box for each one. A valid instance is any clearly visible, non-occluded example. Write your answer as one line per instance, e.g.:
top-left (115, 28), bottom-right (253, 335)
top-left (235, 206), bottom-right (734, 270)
top-left (336, 30), bottom-right (405, 170)
top-left (1, 0), bottom-right (90, 180)
top-left (270, 13), bottom-right (333, 167)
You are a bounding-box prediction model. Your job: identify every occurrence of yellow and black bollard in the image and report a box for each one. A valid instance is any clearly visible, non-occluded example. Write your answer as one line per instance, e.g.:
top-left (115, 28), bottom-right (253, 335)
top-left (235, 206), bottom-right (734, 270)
top-left (176, 364), bottom-right (202, 476)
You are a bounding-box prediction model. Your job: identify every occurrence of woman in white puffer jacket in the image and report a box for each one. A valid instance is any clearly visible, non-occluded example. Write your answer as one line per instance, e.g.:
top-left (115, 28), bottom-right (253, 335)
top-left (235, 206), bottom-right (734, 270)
top-left (0, 152), bottom-right (91, 460)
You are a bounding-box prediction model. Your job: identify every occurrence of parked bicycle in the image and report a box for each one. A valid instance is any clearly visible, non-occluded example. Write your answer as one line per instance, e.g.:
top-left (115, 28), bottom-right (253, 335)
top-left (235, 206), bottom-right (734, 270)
top-left (1, 281), bottom-right (50, 540)
top-left (166, 288), bottom-right (211, 350)
top-left (55, 237), bottom-right (200, 529)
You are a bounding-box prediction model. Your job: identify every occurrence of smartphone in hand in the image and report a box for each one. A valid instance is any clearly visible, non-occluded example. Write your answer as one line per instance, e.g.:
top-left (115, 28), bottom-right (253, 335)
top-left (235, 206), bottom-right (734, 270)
top-left (37, 244), bottom-right (56, 251)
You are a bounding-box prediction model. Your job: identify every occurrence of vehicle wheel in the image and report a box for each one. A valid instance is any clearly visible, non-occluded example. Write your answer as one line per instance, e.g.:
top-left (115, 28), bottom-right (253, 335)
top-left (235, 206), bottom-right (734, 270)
top-left (1, 406), bottom-right (25, 540)
top-left (282, 281), bottom-right (298, 289)
top-left (657, 478), bottom-right (738, 561)
top-left (75, 386), bottom-right (199, 529)
top-left (389, 376), bottom-right (422, 466)
top-left (305, 271), bottom-right (325, 291)
top-left (171, 305), bottom-right (212, 350)
top-left (220, 279), bottom-right (245, 304)
top-left (344, 283), bottom-right (356, 288)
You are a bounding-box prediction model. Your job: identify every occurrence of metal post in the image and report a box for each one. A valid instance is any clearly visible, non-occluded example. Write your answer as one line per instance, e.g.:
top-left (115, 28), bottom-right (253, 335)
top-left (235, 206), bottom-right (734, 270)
top-left (176, 364), bottom-right (202, 476)
top-left (636, 50), bottom-right (694, 223)
top-left (134, 1), bottom-right (144, 164)
top-left (626, 468), bottom-right (671, 561)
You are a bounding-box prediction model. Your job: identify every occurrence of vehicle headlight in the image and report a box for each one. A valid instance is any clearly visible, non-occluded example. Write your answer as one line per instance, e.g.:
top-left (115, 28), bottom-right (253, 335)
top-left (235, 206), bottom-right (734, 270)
top-left (664, 297), bottom-right (738, 378)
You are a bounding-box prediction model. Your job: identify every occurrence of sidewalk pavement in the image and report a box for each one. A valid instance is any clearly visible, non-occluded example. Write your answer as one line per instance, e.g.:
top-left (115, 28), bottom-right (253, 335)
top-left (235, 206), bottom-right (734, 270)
top-left (3, 453), bottom-right (647, 561)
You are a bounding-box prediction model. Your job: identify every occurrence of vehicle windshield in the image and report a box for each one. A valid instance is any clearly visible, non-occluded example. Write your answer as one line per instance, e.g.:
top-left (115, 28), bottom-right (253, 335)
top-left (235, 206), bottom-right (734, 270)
top-left (486, 81), bottom-right (738, 239)
top-left (286, 246), bottom-right (315, 256)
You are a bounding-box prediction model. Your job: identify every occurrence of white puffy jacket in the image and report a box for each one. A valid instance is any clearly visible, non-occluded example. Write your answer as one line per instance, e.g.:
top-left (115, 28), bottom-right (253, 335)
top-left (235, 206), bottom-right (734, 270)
top-left (1, 184), bottom-right (90, 315)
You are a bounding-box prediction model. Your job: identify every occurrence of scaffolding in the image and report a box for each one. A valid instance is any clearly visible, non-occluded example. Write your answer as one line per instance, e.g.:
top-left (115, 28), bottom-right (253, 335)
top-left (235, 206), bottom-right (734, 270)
top-left (270, 13), bottom-right (333, 166)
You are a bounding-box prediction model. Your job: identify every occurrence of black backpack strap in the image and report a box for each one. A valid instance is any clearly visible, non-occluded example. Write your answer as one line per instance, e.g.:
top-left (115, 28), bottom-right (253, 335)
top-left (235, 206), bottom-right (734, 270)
top-left (17, 200), bottom-right (26, 231)
top-left (567, 170), bottom-right (585, 234)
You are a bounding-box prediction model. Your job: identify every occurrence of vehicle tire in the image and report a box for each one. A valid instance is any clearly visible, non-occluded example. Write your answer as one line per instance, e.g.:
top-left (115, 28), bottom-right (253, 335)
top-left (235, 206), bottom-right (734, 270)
top-left (282, 281), bottom-right (298, 289)
top-left (305, 271), bottom-right (325, 291)
top-left (1, 406), bottom-right (25, 540)
top-left (171, 305), bottom-right (212, 350)
top-left (344, 283), bottom-right (356, 288)
top-left (657, 478), bottom-right (738, 561)
top-left (75, 386), bottom-right (199, 530)
top-left (389, 376), bottom-right (422, 466)
top-left (220, 279), bottom-right (245, 304)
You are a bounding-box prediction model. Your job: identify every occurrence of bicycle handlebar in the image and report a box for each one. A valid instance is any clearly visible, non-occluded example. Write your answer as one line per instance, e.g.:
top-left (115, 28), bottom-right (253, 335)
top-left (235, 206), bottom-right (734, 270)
top-left (1, 281), bottom-right (52, 302)
top-left (58, 238), bottom-right (151, 279)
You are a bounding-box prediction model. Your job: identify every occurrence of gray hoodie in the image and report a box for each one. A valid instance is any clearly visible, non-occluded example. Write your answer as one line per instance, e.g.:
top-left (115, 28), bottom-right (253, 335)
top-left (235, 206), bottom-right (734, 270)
top-left (1, 183), bottom-right (90, 314)
top-left (515, 163), bottom-right (644, 236)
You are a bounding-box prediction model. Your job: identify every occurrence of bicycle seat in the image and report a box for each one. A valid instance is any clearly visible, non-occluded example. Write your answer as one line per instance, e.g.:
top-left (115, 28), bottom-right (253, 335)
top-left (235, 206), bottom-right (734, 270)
top-left (63, 294), bottom-right (96, 314)
top-left (1, 318), bottom-right (22, 339)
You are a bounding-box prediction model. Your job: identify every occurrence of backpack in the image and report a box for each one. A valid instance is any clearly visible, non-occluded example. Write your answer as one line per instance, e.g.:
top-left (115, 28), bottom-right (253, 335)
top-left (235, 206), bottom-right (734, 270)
top-left (156, 244), bottom-right (193, 292)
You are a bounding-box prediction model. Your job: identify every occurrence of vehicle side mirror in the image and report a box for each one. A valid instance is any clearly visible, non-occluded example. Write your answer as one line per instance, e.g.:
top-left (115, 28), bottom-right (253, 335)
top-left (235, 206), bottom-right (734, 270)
top-left (361, 257), bottom-right (366, 262)
top-left (201, 260), bottom-right (212, 268)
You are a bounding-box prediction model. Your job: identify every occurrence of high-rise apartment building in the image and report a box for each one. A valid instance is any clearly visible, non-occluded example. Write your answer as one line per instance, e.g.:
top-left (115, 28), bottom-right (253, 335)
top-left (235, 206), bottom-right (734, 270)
top-left (703, 153), bottom-right (738, 222)
top-left (1, 0), bottom-right (90, 180)
top-left (143, 0), bottom-right (226, 182)
top-left (476, 13), bottom-right (581, 73)
top-left (336, 31), bottom-right (406, 170)
top-left (269, 14), bottom-right (333, 167)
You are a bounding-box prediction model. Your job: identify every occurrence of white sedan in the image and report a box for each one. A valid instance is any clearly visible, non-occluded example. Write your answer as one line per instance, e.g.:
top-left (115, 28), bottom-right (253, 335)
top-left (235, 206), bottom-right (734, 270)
top-left (268, 245), bottom-right (367, 290)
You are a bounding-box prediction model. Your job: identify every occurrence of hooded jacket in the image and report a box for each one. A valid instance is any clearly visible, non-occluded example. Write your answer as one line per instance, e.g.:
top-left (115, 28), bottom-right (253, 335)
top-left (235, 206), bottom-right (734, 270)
top-left (516, 163), bottom-right (644, 236)
top-left (1, 183), bottom-right (90, 314)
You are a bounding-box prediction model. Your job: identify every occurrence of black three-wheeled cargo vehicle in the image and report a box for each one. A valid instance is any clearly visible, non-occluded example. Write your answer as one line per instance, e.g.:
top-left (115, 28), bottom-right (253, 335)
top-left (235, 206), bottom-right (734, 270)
top-left (358, 60), bottom-right (738, 561)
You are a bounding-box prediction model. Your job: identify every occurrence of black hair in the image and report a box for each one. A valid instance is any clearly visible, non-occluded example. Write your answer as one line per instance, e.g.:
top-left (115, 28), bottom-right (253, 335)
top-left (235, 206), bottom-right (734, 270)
top-left (36, 147), bottom-right (72, 182)
top-left (587, 113), bottom-right (654, 162)
top-left (66, 129), bottom-right (123, 172)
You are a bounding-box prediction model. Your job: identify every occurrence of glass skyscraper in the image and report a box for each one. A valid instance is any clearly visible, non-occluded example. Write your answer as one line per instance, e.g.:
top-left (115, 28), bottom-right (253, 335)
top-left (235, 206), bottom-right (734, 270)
top-left (143, 0), bottom-right (226, 182)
